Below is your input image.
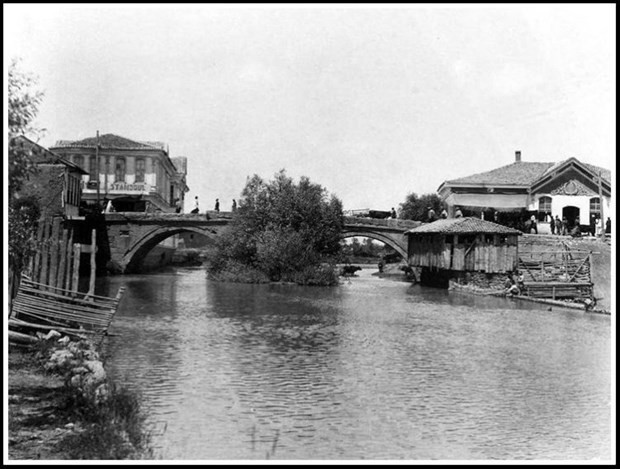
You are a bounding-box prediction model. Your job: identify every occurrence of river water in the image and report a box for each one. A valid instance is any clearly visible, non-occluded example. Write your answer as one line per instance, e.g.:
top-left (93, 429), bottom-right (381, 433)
top-left (97, 266), bottom-right (612, 461)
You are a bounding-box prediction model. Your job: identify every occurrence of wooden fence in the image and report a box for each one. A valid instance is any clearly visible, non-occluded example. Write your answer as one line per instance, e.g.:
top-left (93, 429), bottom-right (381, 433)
top-left (27, 216), bottom-right (97, 296)
top-left (518, 244), bottom-right (594, 301)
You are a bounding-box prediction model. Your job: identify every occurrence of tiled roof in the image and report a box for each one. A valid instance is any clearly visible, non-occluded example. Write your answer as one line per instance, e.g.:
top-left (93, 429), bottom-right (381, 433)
top-left (406, 217), bottom-right (522, 235)
top-left (444, 158), bottom-right (611, 187)
top-left (52, 134), bottom-right (163, 150)
top-left (579, 162), bottom-right (611, 184)
top-left (11, 135), bottom-right (87, 174)
top-left (444, 162), bottom-right (555, 186)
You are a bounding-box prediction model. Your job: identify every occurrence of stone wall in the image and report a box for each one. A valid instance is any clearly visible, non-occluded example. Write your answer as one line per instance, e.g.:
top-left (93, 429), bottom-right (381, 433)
top-left (450, 271), bottom-right (507, 291)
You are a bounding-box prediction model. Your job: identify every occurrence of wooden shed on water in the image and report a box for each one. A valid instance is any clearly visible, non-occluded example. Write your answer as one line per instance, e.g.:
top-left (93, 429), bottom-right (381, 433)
top-left (405, 217), bottom-right (522, 274)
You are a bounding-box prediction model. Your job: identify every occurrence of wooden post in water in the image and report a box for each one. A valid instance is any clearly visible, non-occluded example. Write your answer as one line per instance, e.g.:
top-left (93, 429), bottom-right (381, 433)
top-left (85, 229), bottom-right (97, 300)
top-left (71, 243), bottom-right (81, 294)
top-left (48, 218), bottom-right (62, 290)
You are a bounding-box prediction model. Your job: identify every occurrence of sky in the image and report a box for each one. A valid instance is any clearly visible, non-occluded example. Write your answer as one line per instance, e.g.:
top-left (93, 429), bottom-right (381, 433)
top-left (4, 4), bottom-right (616, 213)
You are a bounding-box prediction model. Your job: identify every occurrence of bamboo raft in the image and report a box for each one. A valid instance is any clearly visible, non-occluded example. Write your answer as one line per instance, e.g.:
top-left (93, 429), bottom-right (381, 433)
top-left (10, 276), bottom-right (125, 343)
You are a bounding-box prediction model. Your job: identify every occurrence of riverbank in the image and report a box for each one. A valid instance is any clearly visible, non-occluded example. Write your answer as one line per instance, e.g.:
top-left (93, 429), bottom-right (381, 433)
top-left (8, 337), bottom-right (154, 460)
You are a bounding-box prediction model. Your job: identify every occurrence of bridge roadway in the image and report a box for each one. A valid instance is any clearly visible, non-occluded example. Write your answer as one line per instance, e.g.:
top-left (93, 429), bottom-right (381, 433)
top-left (104, 211), bottom-right (422, 273)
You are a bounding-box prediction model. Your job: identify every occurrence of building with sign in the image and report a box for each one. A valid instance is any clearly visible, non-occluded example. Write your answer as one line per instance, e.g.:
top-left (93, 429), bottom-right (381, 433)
top-left (437, 151), bottom-right (612, 233)
top-left (50, 134), bottom-right (189, 213)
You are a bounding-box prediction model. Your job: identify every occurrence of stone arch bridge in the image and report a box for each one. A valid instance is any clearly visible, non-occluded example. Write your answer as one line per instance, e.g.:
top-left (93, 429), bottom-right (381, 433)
top-left (104, 212), bottom-right (422, 273)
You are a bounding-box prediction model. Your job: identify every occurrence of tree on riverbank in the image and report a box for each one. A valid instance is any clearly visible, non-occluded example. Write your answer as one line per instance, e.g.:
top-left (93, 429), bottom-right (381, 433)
top-left (398, 192), bottom-right (443, 221)
top-left (8, 59), bottom-right (45, 303)
top-left (208, 170), bottom-right (344, 285)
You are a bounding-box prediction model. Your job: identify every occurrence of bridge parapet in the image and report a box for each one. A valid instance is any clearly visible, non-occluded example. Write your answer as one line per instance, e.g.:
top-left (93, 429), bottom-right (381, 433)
top-left (105, 211), bottom-right (233, 223)
top-left (344, 216), bottom-right (423, 230)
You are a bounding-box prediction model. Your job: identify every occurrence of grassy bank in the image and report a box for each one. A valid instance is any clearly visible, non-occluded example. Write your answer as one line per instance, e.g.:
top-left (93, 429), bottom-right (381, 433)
top-left (8, 340), bottom-right (155, 460)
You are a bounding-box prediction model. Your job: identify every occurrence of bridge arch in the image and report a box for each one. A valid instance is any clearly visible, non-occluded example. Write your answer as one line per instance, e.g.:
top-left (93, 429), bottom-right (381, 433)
top-left (122, 225), bottom-right (218, 273)
top-left (341, 229), bottom-right (407, 259)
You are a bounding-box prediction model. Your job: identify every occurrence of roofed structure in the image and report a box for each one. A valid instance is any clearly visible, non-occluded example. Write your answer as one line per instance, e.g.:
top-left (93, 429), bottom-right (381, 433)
top-left (406, 217), bottom-right (522, 235)
top-left (406, 217), bottom-right (521, 274)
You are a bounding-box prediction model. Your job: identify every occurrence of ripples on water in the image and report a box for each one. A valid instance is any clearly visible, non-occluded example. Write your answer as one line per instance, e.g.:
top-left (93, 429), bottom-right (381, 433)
top-left (99, 267), bottom-right (611, 461)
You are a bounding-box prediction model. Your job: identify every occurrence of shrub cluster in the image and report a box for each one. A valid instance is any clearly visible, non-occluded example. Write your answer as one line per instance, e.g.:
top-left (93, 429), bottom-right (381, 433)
top-left (208, 170), bottom-right (344, 285)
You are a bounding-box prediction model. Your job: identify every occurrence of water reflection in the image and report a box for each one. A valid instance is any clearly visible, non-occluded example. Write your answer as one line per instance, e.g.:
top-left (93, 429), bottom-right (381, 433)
top-left (100, 267), bottom-right (611, 460)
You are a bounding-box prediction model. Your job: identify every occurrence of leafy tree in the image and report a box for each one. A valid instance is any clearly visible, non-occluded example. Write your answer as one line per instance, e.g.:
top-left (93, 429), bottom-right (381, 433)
top-left (399, 192), bottom-right (443, 221)
top-left (8, 59), bottom-right (45, 284)
top-left (9, 196), bottom-right (41, 271)
top-left (9, 58), bottom-right (45, 199)
top-left (208, 170), bottom-right (344, 284)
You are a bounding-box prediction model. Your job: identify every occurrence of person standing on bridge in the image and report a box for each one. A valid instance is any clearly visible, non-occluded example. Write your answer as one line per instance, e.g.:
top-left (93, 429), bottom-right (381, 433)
top-left (191, 196), bottom-right (199, 214)
top-left (175, 198), bottom-right (182, 213)
top-left (232, 199), bottom-right (237, 212)
top-left (390, 207), bottom-right (397, 219)
top-left (215, 198), bottom-right (220, 212)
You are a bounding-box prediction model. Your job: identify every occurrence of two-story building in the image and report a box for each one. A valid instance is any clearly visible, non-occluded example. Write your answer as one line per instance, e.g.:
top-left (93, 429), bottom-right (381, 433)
top-left (50, 133), bottom-right (189, 213)
top-left (437, 151), bottom-right (612, 233)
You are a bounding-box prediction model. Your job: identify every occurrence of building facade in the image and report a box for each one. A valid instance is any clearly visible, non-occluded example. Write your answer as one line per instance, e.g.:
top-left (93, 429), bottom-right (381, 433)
top-left (50, 134), bottom-right (189, 213)
top-left (437, 151), bottom-right (612, 233)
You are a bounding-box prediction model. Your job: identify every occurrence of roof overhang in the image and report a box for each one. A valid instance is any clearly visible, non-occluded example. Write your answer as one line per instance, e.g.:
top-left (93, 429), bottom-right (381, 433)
top-left (444, 192), bottom-right (529, 209)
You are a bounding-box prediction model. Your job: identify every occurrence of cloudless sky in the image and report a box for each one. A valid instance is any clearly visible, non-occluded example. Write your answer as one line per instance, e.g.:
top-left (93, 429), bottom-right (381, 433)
top-left (4, 4), bottom-right (616, 213)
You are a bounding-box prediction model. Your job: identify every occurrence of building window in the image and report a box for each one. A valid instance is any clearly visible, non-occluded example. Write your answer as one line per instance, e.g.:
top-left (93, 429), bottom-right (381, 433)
top-left (66, 174), bottom-right (81, 207)
top-left (135, 158), bottom-right (145, 182)
top-left (115, 157), bottom-right (126, 182)
top-left (74, 155), bottom-right (84, 169)
top-left (590, 197), bottom-right (601, 215)
top-left (539, 196), bottom-right (552, 213)
top-left (88, 156), bottom-right (97, 176)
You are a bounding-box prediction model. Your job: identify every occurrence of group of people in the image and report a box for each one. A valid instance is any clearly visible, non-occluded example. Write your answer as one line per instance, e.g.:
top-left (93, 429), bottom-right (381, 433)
top-left (504, 271), bottom-right (525, 296)
top-left (427, 206), bottom-right (459, 222)
top-left (189, 196), bottom-right (237, 214)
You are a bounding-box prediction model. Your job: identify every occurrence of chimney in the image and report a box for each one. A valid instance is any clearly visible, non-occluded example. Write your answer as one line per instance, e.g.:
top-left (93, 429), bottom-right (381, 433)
top-left (515, 150), bottom-right (521, 163)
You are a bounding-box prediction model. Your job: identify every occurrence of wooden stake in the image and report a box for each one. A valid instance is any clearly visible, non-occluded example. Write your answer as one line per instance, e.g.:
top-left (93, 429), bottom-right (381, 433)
top-left (598, 171), bottom-right (605, 240)
top-left (72, 243), bottom-right (81, 294)
top-left (32, 218), bottom-right (45, 282)
top-left (56, 228), bottom-right (69, 290)
top-left (85, 229), bottom-right (97, 300)
top-left (39, 220), bottom-right (51, 289)
top-left (65, 229), bottom-right (74, 290)
top-left (48, 217), bottom-right (62, 290)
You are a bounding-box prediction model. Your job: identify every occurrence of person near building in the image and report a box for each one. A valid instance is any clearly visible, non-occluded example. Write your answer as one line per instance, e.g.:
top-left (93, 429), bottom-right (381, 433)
top-left (175, 198), bottom-right (182, 213)
top-left (561, 216), bottom-right (568, 235)
top-left (104, 199), bottom-right (115, 213)
top-left (191, 196), bottom-right (199, 214)
top-left (550, 215), bottom-right (556, 235)
top-left (529, 215), bottom-right (538, 234)
top-left (427, 206), bottom-right (437, 222)
top-left (606, 217), bottom-right (611, 234)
